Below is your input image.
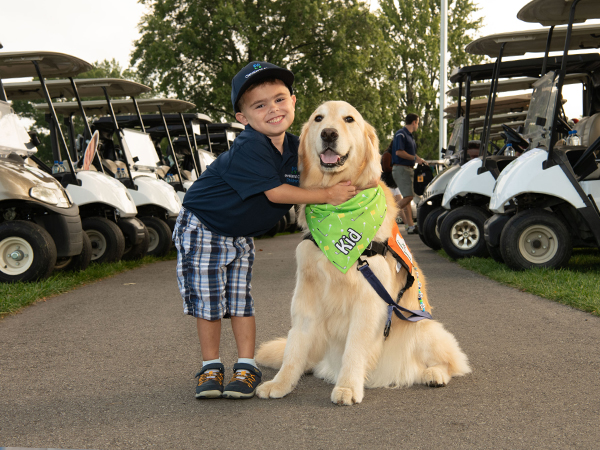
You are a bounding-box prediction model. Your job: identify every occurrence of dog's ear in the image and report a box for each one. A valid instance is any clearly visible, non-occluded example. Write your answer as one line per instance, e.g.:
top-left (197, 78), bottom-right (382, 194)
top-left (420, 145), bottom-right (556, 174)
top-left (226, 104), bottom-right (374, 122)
top-left (361, 121), bottom-right (382, 183)
top-left (298, 120), bottom-right (311, 174)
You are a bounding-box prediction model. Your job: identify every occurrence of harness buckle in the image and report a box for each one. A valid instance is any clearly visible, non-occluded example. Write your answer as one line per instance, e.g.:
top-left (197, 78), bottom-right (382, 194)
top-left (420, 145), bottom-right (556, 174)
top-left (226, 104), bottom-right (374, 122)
top-left (356, 257), bottom-right (369, 270)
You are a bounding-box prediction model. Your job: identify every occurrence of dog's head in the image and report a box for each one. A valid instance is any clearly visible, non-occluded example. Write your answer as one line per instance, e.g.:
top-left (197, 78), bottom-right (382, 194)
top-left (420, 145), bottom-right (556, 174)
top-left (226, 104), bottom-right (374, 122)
top-left (298, 101), bottom-right (381, 189)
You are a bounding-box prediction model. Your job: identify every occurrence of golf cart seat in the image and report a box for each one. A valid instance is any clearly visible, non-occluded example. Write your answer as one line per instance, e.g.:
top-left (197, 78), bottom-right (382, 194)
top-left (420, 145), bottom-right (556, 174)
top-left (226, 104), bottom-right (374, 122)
top-left (574, 113), bottom-right (600, 147)
top-left (181, 169), bottom-right (193, 181)
top-left (102, 159), bottom-right (118, 176)
top-left (155, 165), bottom-right (169, 179)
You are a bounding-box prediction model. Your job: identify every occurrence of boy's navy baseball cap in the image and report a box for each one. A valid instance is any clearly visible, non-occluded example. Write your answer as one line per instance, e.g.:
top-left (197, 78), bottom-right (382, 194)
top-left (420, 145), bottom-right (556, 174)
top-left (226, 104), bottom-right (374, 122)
top-left (231, 61), bottom-right (294, 113)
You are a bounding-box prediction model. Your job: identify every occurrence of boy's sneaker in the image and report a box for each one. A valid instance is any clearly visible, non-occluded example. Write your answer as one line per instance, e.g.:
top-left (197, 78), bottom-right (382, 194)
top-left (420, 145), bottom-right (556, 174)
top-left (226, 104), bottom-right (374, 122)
top-left (222, 363), bottom-right (262, 399)
top-left (194, 363), bottom-right (225, 399)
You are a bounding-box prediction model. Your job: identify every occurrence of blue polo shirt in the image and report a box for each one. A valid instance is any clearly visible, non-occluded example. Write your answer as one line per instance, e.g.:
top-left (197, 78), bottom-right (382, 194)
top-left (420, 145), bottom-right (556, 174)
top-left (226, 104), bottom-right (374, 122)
top-left (182, 125), bottom-right (299, 237)
top-left (391, 126), bottom-right (417, 166)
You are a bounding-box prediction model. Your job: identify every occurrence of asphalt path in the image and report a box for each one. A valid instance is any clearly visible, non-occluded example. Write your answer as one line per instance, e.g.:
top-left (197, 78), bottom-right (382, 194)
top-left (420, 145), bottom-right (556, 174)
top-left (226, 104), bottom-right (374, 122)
top-left (1, 232), bottom-right (599, 449)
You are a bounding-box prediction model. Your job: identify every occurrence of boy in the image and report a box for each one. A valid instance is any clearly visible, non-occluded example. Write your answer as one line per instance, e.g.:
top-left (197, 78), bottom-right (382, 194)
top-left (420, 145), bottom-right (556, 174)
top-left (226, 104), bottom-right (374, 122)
top-left (173, 61), bottom-right (358, 400)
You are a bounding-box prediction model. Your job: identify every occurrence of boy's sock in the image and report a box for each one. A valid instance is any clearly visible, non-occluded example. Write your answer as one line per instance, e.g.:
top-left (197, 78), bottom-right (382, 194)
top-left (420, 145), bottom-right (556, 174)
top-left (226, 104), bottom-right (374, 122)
top-left (202, 358), bottom-right (222, 369)
top-left (237, 358), bottom-right (257, 369)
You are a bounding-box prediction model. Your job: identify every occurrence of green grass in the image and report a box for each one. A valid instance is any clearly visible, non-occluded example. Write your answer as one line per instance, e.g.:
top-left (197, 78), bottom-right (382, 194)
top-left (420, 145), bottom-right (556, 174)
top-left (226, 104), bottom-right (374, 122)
top-left (438, 248), bottom-right (600, 317)
top-left (0, 251), bottom-right (177, 318)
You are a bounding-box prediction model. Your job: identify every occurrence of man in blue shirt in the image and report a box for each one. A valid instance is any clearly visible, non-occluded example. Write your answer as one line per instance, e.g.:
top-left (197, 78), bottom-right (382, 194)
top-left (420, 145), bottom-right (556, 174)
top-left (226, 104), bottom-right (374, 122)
top-left (391, 113), bottom-right (426, 234)
top-left (173, 61), bottom-right (358, 400)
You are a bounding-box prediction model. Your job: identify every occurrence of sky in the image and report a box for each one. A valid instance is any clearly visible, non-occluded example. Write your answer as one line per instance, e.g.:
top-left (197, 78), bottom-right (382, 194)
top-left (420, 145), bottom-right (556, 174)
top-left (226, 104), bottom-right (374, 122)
top-left (1, 0), bottom-right (599, 119)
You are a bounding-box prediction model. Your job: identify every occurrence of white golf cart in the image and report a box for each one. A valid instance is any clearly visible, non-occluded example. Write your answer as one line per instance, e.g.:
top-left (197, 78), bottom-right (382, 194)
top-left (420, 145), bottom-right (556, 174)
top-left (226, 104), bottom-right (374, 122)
top-left (36, 97), bottom-right (190, 257)
top-left (485, 0), bottom-right (600, 270)
top-left (417, 58), bottom-right (542, 250)
top-left (437, 23), bottom-right (600, 260)
top-left (0, 51), bottom-right (96, 280)
top-left (8, 78), bottom-right (152, 263)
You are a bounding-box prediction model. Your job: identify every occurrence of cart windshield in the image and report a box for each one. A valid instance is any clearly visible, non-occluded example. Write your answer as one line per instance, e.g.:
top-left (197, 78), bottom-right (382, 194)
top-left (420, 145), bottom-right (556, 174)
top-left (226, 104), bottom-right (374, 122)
top-left (0, 101), bottom-right (35, 155)
top-left (121, 128), bottom-right (160, 170)
top-left (446, 117), bottom-right (464, 157)
top-left (522, 71), bottom-right (560, 150)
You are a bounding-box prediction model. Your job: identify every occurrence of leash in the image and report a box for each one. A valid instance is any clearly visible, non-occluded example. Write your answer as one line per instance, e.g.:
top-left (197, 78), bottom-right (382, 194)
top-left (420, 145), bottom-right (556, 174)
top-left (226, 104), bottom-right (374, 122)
top-left (356, 257), bottom-right (432, 338)
top-left (303, 226), bottom-right (432, 339)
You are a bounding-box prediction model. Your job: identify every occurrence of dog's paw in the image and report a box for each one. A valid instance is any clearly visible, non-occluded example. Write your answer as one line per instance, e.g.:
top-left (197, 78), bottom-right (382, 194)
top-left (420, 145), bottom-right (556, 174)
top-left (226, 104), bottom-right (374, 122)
top-left (256, 380), bottom-right (293, 399)
top-left (423, 366), bottom-right (450, 387)
top-left (331, 386), bottom-right (363, 405)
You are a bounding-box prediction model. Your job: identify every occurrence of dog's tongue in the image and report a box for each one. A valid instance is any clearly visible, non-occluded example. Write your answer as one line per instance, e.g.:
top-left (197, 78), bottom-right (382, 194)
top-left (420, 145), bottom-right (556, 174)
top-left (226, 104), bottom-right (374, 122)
top-left (320, 149), bottom-right (340, 164)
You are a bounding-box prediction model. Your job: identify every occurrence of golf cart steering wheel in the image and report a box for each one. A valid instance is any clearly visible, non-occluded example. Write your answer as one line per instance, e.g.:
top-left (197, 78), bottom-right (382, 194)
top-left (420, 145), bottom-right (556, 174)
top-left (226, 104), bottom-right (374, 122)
top-left (501, 124), bottom-right (529, 152)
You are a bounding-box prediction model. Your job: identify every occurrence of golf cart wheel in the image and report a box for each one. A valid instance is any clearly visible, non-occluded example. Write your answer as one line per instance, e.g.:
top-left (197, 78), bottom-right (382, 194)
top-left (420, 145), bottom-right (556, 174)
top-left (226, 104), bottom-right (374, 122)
top-left (54, 232), bottom-right (93, 272)
top-left (83, 217), bottom-right (125, 264)
top-left (500, 209), bottom-right (572, 270)
top-left (422, 207), bottom-right (444, 250)
top-left (440, 206), bottom-right (490, 259)
top-left (141, 217), bottom-right (172, 257)
top-left (486, 243), bottom-right (504, 263)
top-left (121, 226), bottom-right (150, 261)
top-left (0, 220), bottom-right (57, 282)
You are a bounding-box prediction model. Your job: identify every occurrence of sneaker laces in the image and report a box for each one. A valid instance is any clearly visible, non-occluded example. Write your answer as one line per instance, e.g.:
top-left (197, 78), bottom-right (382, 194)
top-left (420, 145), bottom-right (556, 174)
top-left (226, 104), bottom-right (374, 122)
top-left (198, 370), bottom-right (223, 385)
top-left (230, 369), bottom-right (256, 388)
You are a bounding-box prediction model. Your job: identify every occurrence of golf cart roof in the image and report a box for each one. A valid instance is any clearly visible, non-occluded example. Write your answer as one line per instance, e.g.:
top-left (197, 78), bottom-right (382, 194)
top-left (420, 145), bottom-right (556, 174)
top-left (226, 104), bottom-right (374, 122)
top-left (35, 98), bottom-right (195, 115)
top-left (0, 51), bottom-right (92, 79)
top-left (444, 94), bottom-right (531, 116)
top-left (143, 121), bottom-right (243, 140)
top-left (517, 0), bottom-right (600, 26)
top-left (465, 24), bottom-right (600, 57)
top-left (447, 72), bottom-right (588, 98)
top-left (447, 77), bottom-right (539, 98)
top-left (473, 121), bottom-right (525, 135)
top-left (465, 112), bottom-right (529, 127)
top-left (449, 53), bottom-right (600, 83)
top-left (92, 113), bottom-right (212, 130)
top-left (2, 78), bottom-right (151, 101)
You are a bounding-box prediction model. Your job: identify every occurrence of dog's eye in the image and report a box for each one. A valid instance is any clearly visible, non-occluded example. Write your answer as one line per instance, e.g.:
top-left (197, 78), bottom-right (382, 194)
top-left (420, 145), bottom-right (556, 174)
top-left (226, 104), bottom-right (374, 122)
top-left (315, 115), bottom-right (323, 122)
top-left (344, 116), bottom-right (354, 123)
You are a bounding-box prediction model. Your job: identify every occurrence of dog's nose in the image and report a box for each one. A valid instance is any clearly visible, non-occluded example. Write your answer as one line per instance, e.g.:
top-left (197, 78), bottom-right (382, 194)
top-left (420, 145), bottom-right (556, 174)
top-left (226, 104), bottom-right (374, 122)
top-left (321, 128), bottom-right (339, 143)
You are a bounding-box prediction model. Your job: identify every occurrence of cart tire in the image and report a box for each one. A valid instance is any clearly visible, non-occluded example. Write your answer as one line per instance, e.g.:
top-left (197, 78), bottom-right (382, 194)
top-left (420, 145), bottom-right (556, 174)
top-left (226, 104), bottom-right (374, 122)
top-left (141, 217), bottom-right (172, 257)
top-left (0, 220), bottom-right (57, 282)
top-left (83, 217), bottom-right (125, 264)
top-left (500, 209), bottom-right (571, 270)
top-left (422, 207), bottom-right (444, 250)
top-left (121, 225), bottom-right (150, 261)
top-left (54, 231), bottom-right (92, 272)
top-left (440, 206), bottom-right (490, 259)
top-left (486, 243), bottom-right (504, 263)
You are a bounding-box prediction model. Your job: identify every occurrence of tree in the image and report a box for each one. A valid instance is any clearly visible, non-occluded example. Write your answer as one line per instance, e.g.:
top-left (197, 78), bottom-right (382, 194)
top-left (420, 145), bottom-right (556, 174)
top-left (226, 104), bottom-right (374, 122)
top-left (378, 0), bottom-right (483, 158)
top-left (131, 0), bottom-right (394, 139)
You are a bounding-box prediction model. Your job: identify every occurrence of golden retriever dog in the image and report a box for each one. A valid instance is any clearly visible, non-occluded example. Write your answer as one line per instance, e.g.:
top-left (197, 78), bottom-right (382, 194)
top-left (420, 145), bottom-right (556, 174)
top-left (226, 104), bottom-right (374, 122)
top-left (256, 101), bottom-right (470, 405)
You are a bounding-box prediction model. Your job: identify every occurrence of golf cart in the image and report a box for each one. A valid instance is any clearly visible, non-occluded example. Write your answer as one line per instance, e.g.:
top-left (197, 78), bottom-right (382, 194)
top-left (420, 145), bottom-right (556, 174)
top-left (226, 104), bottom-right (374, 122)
top-left (484, 0), bottom-right (600, 270)
top-left (0, 51), bottom-right (93, 281)
top-left (7, 78), bottom-right (153, 263)
top-left (417, 58), bottom-right (548, 250)
top-left (37, 97), bottom-right (191, 256)
top-left (93, 112), bottom-right (213, 202)
top-left (436, 23), bottom-right (600, 260)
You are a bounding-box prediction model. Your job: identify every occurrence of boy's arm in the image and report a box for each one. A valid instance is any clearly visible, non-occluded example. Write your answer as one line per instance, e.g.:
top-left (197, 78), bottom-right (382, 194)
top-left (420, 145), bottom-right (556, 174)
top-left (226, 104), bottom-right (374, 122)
top-left (264, 181), bottom-right (357, 206)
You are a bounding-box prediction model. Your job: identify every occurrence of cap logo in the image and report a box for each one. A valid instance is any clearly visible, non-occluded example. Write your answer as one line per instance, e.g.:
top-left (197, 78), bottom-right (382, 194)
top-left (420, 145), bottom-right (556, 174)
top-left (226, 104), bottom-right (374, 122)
top-left (245, 66), bottom-right (265, 78)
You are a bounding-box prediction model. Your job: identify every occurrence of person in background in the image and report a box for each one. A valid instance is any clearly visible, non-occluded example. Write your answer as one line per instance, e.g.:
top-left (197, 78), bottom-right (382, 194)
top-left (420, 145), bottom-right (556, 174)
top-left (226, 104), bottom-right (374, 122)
top-left (391, 113), bottom-right (427, 234)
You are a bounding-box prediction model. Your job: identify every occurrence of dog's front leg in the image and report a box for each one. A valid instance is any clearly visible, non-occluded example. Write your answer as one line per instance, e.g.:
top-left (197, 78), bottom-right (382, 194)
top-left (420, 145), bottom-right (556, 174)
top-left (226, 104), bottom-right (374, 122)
top-left (331, 301), bottom-right (384, 406)
top-left (256, 313), bottom-right (322, 399)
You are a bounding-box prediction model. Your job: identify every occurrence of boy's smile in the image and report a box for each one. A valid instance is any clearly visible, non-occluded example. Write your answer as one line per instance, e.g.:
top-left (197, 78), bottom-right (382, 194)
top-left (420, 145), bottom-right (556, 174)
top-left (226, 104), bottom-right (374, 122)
top-left (235, 80), bottom-right (296, 151)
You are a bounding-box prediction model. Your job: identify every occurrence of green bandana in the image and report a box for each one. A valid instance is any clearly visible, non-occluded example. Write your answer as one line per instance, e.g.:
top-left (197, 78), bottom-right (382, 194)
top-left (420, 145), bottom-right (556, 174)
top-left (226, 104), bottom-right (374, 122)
top-left (306, 185), bottom-right (387, 273)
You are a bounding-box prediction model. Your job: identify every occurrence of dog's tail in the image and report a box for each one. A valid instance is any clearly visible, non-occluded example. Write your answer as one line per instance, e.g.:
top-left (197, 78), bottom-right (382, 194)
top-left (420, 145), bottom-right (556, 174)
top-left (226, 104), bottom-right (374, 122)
top-left (255, 337), bottom-right (287, 369)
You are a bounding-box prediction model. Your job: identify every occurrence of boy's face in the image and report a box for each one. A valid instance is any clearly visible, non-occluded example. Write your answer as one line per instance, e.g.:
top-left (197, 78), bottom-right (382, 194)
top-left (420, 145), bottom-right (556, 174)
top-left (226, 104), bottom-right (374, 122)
top-left (235, 79), bottom-right (296, 140)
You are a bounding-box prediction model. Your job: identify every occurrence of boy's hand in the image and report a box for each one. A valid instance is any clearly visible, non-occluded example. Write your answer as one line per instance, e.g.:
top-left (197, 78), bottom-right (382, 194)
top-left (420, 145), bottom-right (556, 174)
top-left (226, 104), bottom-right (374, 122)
top-left (325, 181), bottom-right (357, 205)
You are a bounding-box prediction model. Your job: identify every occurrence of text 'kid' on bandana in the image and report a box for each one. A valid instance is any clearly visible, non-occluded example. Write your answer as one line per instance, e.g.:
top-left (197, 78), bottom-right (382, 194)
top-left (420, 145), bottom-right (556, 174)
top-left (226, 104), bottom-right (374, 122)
top-left (305, 185), bottom-right (387, 273)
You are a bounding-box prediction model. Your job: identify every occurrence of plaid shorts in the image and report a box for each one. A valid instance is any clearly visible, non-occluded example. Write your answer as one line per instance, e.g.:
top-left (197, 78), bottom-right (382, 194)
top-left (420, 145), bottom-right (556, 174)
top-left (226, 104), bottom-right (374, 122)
top-left (173, 207), bottom-right (255, 320)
